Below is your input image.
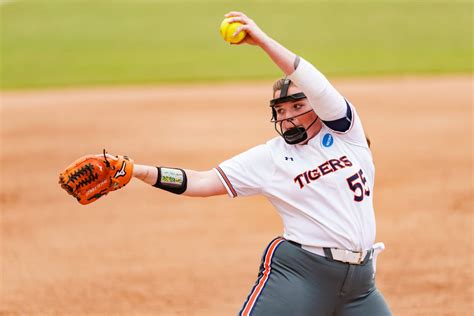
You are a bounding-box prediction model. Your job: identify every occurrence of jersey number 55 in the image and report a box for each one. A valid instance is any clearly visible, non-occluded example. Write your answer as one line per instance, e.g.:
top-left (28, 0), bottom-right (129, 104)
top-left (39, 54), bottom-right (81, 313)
top-left (346, 169), bottom-right (371, 202)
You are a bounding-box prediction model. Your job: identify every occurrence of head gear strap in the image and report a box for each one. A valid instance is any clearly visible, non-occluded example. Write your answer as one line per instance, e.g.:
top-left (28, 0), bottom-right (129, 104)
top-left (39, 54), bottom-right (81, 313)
top-left (280, 78), bottom-right (290, 97)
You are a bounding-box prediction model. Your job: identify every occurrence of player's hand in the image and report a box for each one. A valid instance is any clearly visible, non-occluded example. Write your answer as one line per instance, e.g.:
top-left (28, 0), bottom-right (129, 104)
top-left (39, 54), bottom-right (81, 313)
top-left (224, 11), bottom-right (270, 47)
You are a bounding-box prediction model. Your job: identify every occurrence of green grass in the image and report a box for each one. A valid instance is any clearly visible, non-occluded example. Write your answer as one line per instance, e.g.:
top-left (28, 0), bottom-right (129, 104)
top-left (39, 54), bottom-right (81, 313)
top-left (1, 0), bottom-right (472, 90)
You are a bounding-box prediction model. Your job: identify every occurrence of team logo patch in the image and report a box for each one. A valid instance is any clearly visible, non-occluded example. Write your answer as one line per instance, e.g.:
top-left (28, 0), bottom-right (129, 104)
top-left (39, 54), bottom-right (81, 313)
top-left (322, 133), bottom-right (334, 148)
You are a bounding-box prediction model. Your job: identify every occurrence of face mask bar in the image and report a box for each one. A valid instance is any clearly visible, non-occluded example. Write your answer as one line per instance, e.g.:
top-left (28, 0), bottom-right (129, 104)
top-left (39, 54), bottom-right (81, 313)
top-left (269, 78), bottom-right (307, 109)
top-left (272, 111), bottom-right (319, 145)
top-left (269, 92), bottom-right (307, 107)
top-left (271, 108), bottom-right (313, 123)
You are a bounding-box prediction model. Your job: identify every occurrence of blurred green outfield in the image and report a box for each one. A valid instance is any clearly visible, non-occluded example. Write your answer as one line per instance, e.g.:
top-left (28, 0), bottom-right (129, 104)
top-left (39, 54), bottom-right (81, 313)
top-left (0, 0), bottom-right (472, 90)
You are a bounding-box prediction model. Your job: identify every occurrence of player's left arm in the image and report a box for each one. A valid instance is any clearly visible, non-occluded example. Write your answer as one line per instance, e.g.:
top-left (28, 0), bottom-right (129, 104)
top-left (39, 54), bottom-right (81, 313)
top-left (225, 11), bottom-right (351, 132)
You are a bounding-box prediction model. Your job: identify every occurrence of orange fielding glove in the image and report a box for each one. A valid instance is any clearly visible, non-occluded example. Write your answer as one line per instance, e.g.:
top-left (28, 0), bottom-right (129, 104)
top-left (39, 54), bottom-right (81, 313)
top-left (59, 150), bottom-right (134, 205)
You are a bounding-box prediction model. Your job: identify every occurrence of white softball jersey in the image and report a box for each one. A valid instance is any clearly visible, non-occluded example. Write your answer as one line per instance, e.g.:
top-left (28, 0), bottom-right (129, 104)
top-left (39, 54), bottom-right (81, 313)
top-left (214, 58), bottom-right (376, 252)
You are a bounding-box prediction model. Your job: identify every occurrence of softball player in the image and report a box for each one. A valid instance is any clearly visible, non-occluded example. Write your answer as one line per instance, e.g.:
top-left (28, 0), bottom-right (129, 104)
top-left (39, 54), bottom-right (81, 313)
top-left (132, 12), bottom-right (392, 316)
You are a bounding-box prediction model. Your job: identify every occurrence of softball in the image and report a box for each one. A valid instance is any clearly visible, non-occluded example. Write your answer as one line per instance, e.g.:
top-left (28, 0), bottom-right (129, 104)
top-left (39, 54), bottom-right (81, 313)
top-left (220, 18), bottom-right (247, 44)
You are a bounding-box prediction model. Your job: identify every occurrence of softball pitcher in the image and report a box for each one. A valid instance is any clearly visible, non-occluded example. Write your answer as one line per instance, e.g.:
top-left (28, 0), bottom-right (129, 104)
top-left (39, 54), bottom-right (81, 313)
top-left (59, 11), bottom-right (391, 316)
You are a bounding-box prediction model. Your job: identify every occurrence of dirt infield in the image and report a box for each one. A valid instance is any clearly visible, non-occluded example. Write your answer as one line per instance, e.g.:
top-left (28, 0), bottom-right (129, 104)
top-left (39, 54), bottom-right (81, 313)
top-left (1, 76), bottom-right (472, 315)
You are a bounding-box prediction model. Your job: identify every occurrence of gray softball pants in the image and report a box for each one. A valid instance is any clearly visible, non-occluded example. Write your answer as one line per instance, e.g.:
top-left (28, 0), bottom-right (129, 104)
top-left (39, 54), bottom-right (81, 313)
top-left (238, 237), bottom-right (392, 316)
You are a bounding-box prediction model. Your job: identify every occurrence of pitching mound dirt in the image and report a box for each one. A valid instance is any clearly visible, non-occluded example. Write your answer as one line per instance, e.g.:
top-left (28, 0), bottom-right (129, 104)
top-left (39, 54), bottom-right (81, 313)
top-left (1, 76), bottom-right (472, 315)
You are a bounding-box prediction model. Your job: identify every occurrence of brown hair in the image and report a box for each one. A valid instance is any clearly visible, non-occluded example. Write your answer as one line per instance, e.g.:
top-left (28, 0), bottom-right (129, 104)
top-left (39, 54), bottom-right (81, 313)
top-left (365, 136), bottom-right (371, 148)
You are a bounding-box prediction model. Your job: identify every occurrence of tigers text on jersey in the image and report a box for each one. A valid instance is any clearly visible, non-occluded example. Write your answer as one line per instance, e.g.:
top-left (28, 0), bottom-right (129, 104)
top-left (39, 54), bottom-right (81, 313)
top-left (215, 108), bottom-right (375, 251)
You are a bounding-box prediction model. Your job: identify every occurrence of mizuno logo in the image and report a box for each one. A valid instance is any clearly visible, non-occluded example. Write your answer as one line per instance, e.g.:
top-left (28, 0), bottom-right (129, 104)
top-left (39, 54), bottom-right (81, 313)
top-left (285, 157), bottom-right (294, 161)
top-left (114, 162), bottom-right (127, 178)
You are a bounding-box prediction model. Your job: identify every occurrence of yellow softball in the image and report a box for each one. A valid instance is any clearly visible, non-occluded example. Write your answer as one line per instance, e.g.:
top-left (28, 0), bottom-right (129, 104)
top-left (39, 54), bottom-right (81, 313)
top-left (220, 18), bottom-right (247, 44)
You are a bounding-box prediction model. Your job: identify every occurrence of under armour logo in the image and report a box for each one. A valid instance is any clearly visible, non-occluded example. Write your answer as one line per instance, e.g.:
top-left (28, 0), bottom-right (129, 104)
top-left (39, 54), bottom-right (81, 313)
top-left (114, 162), bottom-right (127, 178)
top-left (285, 157), bottom-right (294, 161)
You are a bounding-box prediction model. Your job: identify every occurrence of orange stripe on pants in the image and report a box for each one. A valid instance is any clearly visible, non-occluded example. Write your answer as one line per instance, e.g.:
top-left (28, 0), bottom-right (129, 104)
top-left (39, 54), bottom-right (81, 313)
top-left (241, 238), bottom-right (284, 316)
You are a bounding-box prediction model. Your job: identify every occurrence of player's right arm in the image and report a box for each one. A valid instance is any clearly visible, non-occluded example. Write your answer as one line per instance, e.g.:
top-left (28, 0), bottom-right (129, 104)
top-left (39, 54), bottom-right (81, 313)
top-left (226, 12), bottom-right (349, 125)
top-left (133, 164), bottom-right (227, 197)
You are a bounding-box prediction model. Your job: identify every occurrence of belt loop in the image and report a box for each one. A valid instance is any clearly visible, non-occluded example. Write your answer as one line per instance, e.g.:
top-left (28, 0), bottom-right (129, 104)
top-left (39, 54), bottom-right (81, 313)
top-left (323, 248), bottom-right (333, 259)
top-left (362, 249), bottom-right (373, 264)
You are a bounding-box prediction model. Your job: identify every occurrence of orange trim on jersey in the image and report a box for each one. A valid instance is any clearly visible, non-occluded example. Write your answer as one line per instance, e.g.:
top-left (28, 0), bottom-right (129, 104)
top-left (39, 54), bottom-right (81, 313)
top-left (216, 166), bottom-right (237, 198)
top-left (240, 238), bottom-right (285, 316)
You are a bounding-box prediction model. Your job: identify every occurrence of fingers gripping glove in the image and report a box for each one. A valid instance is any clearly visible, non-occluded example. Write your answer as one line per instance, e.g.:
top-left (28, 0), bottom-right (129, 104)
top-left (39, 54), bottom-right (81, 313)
top-left (58, 150), bottom-right (134, 205)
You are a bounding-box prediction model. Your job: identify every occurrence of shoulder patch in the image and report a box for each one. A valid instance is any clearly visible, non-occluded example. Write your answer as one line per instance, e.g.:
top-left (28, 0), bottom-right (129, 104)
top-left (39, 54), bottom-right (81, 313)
top-left (322, 133), bottom-right (334, 148)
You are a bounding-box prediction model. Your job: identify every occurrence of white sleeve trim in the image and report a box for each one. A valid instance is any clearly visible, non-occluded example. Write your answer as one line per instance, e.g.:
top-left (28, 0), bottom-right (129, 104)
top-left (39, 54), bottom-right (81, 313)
top-left (288, 57), bottom-right (346, 121)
